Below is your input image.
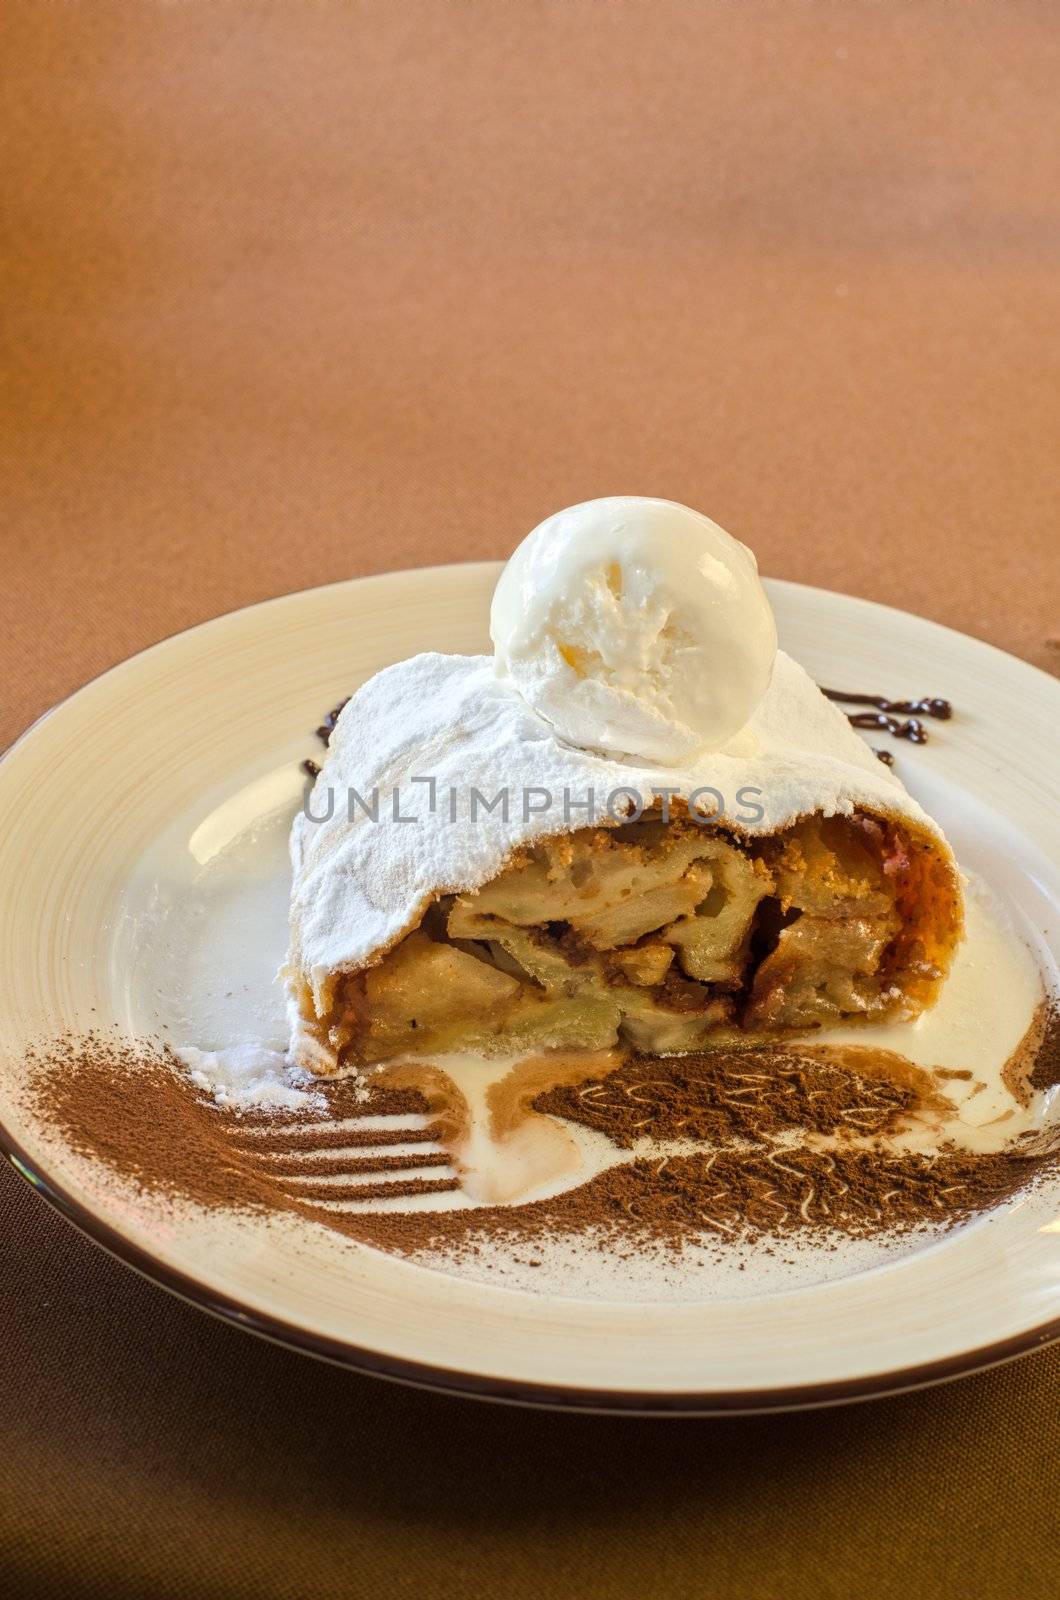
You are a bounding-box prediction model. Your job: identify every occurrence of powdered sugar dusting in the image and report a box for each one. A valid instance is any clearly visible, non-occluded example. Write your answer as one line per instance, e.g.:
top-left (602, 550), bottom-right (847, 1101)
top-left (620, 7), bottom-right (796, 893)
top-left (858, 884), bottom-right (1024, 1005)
top-left (176, 1042), bottom-right (327, 1112)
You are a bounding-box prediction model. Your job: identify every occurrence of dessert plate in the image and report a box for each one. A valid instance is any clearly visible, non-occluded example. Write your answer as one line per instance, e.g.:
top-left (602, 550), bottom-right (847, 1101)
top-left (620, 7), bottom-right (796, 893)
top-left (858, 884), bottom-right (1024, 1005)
top-left (0, 565), bottom-right (1058, 1414)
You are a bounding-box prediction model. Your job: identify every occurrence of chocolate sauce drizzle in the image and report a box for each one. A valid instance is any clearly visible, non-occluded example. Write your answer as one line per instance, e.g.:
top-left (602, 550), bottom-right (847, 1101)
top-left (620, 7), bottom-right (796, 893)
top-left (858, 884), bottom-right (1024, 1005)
top-left (822, 690), bottom-right (953, 720)
top-left (301, 697), bottom-right (351, 779)
top-left (850, 712), bottom-right (927, 744)
top-left (821, 688), bottom-right (953, 764)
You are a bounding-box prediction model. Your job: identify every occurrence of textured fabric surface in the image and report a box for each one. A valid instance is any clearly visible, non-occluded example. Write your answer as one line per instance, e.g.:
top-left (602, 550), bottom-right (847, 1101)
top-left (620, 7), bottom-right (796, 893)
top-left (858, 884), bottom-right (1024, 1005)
top-left (1, 2), bottom-right (1058, 1596)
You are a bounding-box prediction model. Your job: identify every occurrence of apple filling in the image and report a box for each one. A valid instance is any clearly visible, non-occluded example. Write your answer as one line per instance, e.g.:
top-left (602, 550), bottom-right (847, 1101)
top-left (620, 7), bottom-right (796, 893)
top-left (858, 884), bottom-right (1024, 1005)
top-left (305, 811), bottom-right (959, 1068)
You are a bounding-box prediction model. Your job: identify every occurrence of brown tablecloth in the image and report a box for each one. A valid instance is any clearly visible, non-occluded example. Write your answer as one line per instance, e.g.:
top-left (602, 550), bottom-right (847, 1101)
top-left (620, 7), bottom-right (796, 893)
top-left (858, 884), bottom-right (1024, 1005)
top-left (2, 3), bottom-right (1058, 1596)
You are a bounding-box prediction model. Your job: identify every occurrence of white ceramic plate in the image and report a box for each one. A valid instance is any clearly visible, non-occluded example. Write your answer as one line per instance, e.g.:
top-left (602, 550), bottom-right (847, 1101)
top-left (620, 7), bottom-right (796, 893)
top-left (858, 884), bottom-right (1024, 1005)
top-left (1, 565), bottom-right (1058, 1413)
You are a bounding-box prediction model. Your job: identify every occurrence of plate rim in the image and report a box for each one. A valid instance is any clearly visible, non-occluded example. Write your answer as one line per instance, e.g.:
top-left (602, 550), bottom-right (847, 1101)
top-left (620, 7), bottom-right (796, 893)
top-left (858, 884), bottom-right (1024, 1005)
top-left (7, 1124), bottom-right (1057, 1415)
top-left (2, 566), bottom-right (1059, 1413)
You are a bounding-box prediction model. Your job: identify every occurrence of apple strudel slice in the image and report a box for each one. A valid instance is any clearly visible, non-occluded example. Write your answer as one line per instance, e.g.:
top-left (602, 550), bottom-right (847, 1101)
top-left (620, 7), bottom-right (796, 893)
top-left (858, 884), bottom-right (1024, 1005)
top-left (286, 650), bottom-right (962, 1072)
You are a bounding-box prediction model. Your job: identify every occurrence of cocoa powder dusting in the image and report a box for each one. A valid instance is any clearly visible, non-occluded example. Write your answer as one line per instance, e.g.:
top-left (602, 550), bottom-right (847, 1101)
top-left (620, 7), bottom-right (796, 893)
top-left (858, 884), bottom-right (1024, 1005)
top-left (1029, 1006), bottom-right (1060, 1092)
top-left (25, 1036), bottom-right (283, 1215)
top-left (533, 1048), bottom-right (920, 1148)
top-left (321, 1144), bottom-right (1055, 1260)
top-left (22, 1035), bottom-right (438, 1219)
top-left (19, 1028), bottom-right (1060, 1268)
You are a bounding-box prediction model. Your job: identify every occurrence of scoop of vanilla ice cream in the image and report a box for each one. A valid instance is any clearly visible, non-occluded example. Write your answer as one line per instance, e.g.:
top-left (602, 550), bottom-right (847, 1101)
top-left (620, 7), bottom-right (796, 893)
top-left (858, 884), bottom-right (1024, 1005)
top-left (490, 497), bottom-right (778, 763)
